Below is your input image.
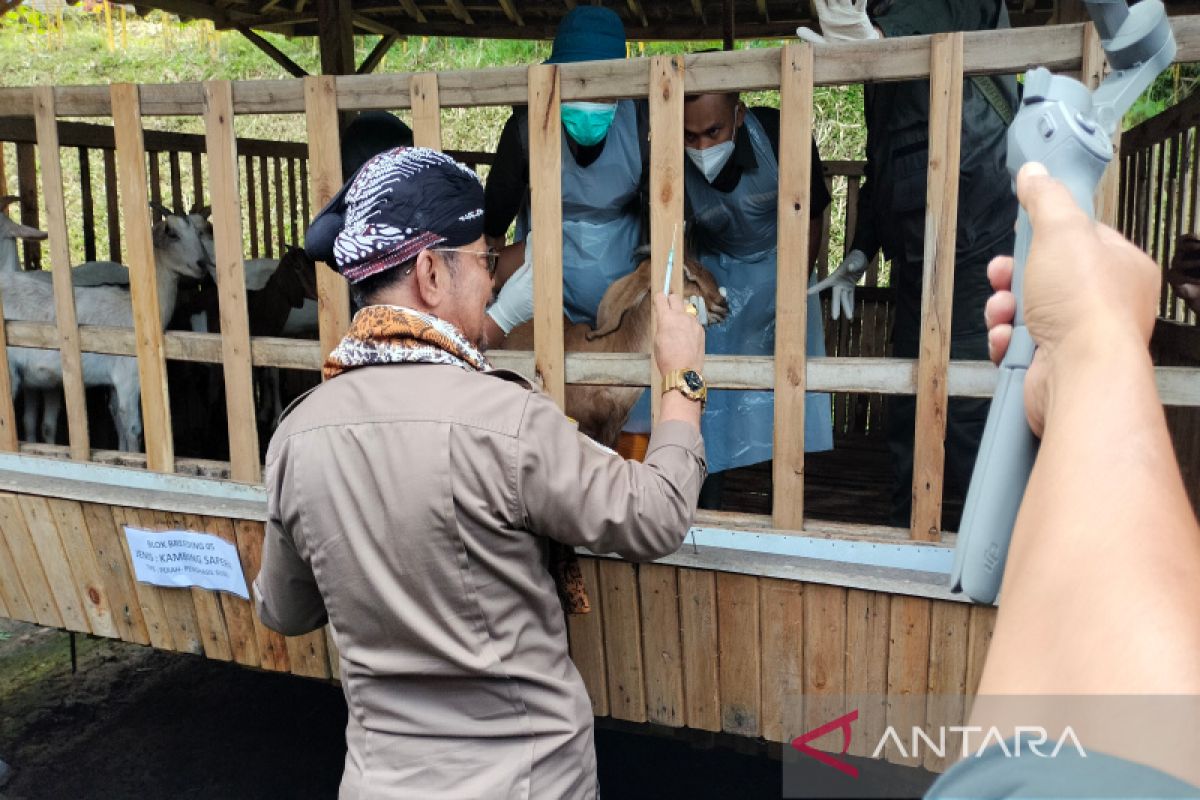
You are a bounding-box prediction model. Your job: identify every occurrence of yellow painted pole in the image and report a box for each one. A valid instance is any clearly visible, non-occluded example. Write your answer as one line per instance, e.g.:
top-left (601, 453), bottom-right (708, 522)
top-left (103, 1), bottom-right (114, 52)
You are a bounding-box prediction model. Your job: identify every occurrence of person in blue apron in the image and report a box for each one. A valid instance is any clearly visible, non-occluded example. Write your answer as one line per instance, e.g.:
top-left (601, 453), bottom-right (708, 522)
top-left (800, 0), bottom-right (1018, 528)
top-left (682, 91), bottom-right (834, 508)
top-left (483, 5), bottom-right (647, 338)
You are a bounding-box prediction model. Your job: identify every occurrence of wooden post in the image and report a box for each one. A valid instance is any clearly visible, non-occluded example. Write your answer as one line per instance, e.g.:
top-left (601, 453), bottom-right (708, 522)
top-left (772, 44), bottom-right (814, 530)
top-left (79, 148), bottom-right (97, 262)
top-left (1083, 23), bottom-right (1123, 227)
top-left (908, 33), bottom-right (963, 541)
top-left (110, 83), bottom-right (175, 473)
top-left (16, 144), bottom-right (39, 270)
top-left (203, 80), bottom-right (262, 484)
top-left (410, 73), bottom-right (443, 150)
top-left (528, 64), bottom-right (565, 408)
top-left (317, 0), bottom-right (355, 75)
top-left (0, 287), bottom-right (19, 450)
top-left (304, 76), bottom-right (352, 366)
top-left (103, 148), bottom-right (121, 263)
top-left (649, 56), bottom-right (685, 423)
top-left (34, 87), bottom-right (91, 462)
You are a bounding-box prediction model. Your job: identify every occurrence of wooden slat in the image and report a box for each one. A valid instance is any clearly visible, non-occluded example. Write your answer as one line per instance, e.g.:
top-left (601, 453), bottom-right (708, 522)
top-left (137, 508), bottom-right (205, 654)
top-left (245, 156), bottom-right (259, 258)
top-left (233, 520), bottom-right (290, 672)
top-left (299, 157), bottom-right (310, 223)
top-left (846, 589), bottom-right (890, 758)
top-left (179, 512), bottom-right (234, 662)
top-left (286, 626), bottom-right (331, 679)
top-left (0, 494), bottom-right (37, 622)
top-left (111, 84), bottom-right (174, 473)
top-left (678, 567), bottom-right (720, 732)
top-left (191, 151), bottom-right (204, 213)
top-left (909, 34), bottom-right (964, 541)
top-left (148, 151), bottom-right (163, 215)
top-left (409, 73), bottom-right (442, 149)
top-left (599, 560), bottom-right (645, 722)
top-left (109, 505), bottom-right (173, 649)
top-left (325, 625), bottom-right (341, 681)
top-left (638, 562), bottom-right (684, 727)
top-left (79, 148), bottom-right (97, 262)
top-left (528, 63), bottom-right (565, 408)
top-left (716, 572), bottom-right (760, 736)
top-left (0, 261), bottom-right (21, 450)
top-left (759, 577), bottom-right (804, 743)
top-left (260, 155), bottom-right (273, 258)
top-left (103, 148), bottom-right (121, 263)
top-left (203, 515), bottom-right (260, 667)
top-left (0, 492), bottom-right (62, 627)
top-left (648, 55), bottom-right (685, 423)
top-left (923, 600), bottom-right (969, 772)
top-left (801, 583), bottom-right (847, 751)
top-left (303, 76), bottom-right (351, 366)
top-left (203, 80), bottom-right (261, 484)
top-left (287, 158), bottom-right (299, 245)
top-left (17, 494), bottom-right (89, 632)
top-left (567, 557), bottom-right (609, 716)
top-left (46, 498), bottom-right (118, 638)
top-left (773, 44), bottom-right (815, 528)
top-left (273, 157), bottom-right (285, 251)
top-left (16, 143), bottom-right (39, 270)
top-left (963, 604), bottom-right (996, 704)
top-left (80, 501), bottom-right (149, 644)
top-left (169, 150), bottom-right (183, 213)
top-left (34, 86), bottom-right (91, 461)
top-left (885, 595), bottom-right (931, 766)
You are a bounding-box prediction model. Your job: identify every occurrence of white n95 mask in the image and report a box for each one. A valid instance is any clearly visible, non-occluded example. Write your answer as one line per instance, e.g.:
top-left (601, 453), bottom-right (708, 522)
top-left (686, 139), bottom-right (735, 183)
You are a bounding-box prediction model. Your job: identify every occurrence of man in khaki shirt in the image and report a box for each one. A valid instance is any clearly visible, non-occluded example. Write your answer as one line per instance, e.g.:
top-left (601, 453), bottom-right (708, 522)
top-left (254, 147), bottom-right (708, 799)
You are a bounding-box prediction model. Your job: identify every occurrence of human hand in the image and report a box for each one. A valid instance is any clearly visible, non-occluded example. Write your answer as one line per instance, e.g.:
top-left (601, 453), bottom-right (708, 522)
top-left (808, 249), bottom-right (868, 320)
top-left (983, 162), bottom-right (1159, 435)
top-left (653, 293), bottom-right (705, 375)
top-left (486, 245), bottom-right (534, 335)
top-left (1167, 233), bottom-right (1200, 314)
top-left (797, 0), bottom-right (879, 43)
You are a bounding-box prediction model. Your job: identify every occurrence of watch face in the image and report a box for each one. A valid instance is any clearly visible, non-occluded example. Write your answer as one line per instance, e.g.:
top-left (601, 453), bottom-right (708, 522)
top-left (682, 370), bottom-right (704, 392)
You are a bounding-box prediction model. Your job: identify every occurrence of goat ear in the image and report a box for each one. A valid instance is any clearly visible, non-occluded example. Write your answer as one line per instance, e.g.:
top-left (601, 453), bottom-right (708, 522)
top-left (190, 204), bottom-right (212, 218)
top-left (587, 265), bottom-right (650, 340)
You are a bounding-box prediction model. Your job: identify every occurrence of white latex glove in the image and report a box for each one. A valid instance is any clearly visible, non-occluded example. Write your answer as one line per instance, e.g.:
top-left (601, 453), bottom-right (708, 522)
top-left (487, 240), bottom-right (534, 335)
top-left (808, 249), bottom-right (869, 321)
top-left (797, 0), bottom-right (879, 43)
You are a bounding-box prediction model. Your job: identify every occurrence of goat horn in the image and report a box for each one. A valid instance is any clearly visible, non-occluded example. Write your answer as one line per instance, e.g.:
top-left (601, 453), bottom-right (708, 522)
top-left (148, 201), bottom-right (174, 218)
top-left (0, 195), bottom-right (21, 212)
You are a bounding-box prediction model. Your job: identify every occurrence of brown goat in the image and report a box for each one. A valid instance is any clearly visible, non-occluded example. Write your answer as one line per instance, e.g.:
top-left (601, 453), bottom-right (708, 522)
top-left (502, 256), bottom-right (727, 447)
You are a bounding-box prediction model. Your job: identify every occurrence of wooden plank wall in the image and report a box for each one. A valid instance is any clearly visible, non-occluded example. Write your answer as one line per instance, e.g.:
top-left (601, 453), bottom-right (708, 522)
top-left (0, 507), bottom-right (993, 771)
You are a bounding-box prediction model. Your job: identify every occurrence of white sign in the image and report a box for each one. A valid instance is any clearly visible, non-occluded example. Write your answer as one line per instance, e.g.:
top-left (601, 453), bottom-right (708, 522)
top-left (123, 526), bottom-right (250, 600)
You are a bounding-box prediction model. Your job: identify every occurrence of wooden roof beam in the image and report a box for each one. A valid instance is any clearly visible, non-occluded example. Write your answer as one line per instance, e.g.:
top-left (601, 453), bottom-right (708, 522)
top-left (626, 0), bottom-right (648, 29)
top-left (352, 11), bottom-right (401, 36)
top-left (236, 25), bottom-right (310, 77)
top-left (398, 0), bottom-right (427, 23)
top-left (445, 0), bottom-right (474, 24)
top-left (357, 34), bottom-right (398, 74)
top-left (691, 0), bottom-right (707, 26)
top-left (497, 0), bottom-right (524, 26)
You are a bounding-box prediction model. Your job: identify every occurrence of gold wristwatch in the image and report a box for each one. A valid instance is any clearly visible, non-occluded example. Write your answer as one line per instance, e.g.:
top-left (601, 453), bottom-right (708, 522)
top-left (662, 368), bottom-right (707, 408)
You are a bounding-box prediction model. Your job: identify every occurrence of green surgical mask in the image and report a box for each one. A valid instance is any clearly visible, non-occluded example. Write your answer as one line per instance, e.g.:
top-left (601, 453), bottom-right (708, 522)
top-left (561, 102), bottom-right (618, 147)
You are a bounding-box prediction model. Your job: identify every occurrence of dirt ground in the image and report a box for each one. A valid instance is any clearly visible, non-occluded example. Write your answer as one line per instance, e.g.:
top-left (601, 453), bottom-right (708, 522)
top-left (0, 619), bottom-right (934, 799)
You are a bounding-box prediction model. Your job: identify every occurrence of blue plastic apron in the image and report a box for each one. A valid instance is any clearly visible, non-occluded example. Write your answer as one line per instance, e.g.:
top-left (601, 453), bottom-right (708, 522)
top-left (518, 100), bottom-right (642, 326)
top-left (684, 112), bottom-right (833, 473)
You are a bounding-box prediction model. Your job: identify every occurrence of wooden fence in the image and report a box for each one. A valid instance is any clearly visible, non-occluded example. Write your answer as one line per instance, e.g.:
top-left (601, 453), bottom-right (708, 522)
top-left (0, 22), bottom-right (1198, 766)
top-left (0, 20), bottom-right (1195, 537)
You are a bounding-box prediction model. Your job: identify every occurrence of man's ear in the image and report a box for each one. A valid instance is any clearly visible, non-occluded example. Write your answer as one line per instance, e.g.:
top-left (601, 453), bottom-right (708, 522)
top-left (413, 249), bottom-right (442, 308)
top-left (734, 100), bottom-right (746, 130)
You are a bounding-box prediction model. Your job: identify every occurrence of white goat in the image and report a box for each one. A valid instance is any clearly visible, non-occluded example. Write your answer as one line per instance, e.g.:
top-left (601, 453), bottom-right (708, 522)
top-left (1, 214), bottom-right (210, 450)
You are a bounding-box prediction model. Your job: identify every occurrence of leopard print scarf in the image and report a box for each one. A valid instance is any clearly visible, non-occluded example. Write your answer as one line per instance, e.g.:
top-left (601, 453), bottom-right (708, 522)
top-left (324, 305), bottom-right (590, 615)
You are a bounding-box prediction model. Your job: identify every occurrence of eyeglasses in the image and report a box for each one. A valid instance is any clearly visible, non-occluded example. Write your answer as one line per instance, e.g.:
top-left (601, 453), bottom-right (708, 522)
top-left (433, 247), bottom-right (498, 277)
